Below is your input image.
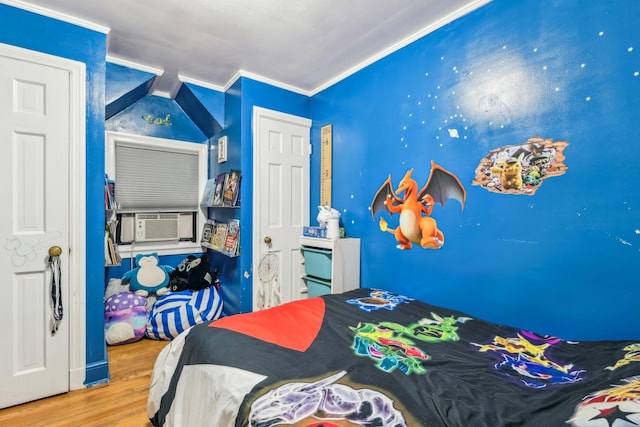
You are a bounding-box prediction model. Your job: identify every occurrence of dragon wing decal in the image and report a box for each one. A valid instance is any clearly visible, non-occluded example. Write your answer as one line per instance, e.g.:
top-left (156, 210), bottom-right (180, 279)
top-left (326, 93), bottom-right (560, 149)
top-left (419, 160), bottom-right (466, 211)
top-left (370, 175), bottom-right (397, 220)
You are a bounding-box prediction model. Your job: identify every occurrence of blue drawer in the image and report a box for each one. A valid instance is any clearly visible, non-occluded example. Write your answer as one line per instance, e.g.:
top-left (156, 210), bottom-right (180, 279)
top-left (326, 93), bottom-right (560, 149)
top-left (301, 245), bottom-right (332, 281)
top-left (303, 275), bottom-right (331, 297)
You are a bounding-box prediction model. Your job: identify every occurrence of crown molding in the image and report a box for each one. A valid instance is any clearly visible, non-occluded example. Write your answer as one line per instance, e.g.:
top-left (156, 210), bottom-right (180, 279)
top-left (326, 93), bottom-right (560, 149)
top-left (2, 0), bottom-right (109, 33)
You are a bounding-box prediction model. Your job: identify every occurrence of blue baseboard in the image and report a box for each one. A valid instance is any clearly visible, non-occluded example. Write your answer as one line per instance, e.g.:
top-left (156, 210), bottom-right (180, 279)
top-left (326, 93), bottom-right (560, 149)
top-left (84, 359), bottom-right (110, 387)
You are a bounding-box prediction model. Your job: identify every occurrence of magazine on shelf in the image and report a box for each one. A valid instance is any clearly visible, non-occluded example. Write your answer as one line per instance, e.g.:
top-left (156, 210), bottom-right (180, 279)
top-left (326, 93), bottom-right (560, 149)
top-left (201, 220), bottom-right (214, 243)
top-left (200, 178), bottom-right (216, 207)
top-left (210, 221), bottom-right (228, 252)
top-left (212, 173), bottom-right (227, 206)
top-left (223, 218), bottom-right (240, 256)
top-left (222, 169), bottom-right (241, 206)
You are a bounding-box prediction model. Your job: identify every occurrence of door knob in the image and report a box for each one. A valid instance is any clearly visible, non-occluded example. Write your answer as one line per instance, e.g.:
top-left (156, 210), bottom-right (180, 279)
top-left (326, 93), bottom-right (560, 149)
top-left (263, 236), bottom-right (272, 245)
top-left (49, 246), bottom-right (62, 257)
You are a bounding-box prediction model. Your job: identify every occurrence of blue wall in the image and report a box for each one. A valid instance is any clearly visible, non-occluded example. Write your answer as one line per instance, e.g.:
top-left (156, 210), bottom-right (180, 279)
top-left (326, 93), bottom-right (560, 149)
top-left (310, 0), bottom-right (640, 341)
top-left (0, 4), bottom-right (109, 384)
top-left (184, 82), bottom-right (225, 125)
top-left (105, 62), bottom-right (156, 120)
top-left (106, 94), bottom-right (207, 142)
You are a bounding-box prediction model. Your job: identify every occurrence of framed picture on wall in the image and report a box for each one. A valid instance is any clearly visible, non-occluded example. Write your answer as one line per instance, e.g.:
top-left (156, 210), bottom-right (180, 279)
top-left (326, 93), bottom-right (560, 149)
top-left (218, 136), bottom-right (227, 163)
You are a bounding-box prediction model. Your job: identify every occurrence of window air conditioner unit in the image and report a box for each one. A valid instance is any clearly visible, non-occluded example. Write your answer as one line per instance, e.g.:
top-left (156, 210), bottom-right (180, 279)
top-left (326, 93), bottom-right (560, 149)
top-left (134, 213), bottom-right (180, 242)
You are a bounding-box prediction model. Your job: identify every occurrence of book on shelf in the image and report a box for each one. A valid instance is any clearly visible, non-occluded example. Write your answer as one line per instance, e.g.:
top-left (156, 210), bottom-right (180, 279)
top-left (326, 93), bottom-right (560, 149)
top-left (222, 169), bottom-right (241, 207)
top-left (104, 174), bottom-right (117, 210)
top-left (201, 219), bottom-right (214, 243)
top-left (104, 231), bottom-right (112, 265)
top-left (223, 218), bottom-right (240, 256)
top-left (106, 216), bottom-right (118, 238)
top-left (212, 173), bottom-right (227, 206)
top-left (200, 178), bottom-right (217, 207)
top-left (104, 231), bottom-right (121, 266)
top-left (111, 238), bottom-right (122, 265)
top-left (210, 221), bottom-right (228, 252)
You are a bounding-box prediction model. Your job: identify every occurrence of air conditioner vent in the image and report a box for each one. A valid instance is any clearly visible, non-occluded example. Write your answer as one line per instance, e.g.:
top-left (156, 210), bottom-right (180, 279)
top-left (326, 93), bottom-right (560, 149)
top-left (134, 213), bottom-right (180, 242)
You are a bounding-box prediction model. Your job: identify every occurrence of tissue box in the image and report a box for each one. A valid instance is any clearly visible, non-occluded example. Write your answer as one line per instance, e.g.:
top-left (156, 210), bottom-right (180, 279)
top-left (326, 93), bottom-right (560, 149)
top-left (303, 226), bottom-right (327, 238)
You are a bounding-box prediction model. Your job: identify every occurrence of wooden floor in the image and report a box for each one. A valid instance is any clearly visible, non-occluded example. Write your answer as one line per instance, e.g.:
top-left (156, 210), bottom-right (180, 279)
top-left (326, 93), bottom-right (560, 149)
top-left (0, 338), bottom-right (168, 427)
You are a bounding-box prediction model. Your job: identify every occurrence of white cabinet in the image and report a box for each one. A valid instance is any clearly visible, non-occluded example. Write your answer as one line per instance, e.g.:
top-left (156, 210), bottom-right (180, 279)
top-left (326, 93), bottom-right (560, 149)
top-left (299, 237), bottom-right (360, 297)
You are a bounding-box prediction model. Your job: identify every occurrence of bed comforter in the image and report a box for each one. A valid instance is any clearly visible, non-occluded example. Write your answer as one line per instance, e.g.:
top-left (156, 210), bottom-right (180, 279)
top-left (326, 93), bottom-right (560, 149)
top-left (148, 288), bottom-right (640, 426)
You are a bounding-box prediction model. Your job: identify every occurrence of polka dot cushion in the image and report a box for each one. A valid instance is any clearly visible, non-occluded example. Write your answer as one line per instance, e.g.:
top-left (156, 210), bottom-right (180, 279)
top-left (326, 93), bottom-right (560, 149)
top-left (105, 291), bottom-right (146, 311)
top-left (104, 291), bottom-right (148, 345)
top-left (146, 285), bottom-right (223, 340)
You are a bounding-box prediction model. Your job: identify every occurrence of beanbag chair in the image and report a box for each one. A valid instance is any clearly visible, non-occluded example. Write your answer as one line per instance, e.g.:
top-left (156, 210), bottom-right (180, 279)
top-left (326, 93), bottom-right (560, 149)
top-left (146, 285), bottom-right (223, 340)
top-left (104, 291), bottom-right (148, 345)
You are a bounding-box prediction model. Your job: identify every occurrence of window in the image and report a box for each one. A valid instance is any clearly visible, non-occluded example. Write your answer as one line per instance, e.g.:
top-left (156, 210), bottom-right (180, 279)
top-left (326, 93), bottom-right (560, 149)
top-left (105, 131), bottom-right (208, 256)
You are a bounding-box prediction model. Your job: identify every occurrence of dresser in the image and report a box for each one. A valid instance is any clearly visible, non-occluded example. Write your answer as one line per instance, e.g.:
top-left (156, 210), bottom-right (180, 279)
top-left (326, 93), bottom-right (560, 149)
top-left (299, 236), bottom-right (360, 297)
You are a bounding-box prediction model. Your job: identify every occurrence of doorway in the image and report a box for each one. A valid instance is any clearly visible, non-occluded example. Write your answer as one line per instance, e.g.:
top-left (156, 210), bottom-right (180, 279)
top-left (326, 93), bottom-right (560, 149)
top-left (0, 42), bottom-right (86, 408)
top-left (252, 107), bottom-right (311, 310)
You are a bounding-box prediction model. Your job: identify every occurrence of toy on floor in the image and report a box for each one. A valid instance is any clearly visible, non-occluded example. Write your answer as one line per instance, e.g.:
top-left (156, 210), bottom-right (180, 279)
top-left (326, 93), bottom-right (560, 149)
top-left (168, 254), bottom-right (219, 292)
top-left (123, 252), bottom-right (173, 298)
top-left (104, 291), bottom-right (148, 345)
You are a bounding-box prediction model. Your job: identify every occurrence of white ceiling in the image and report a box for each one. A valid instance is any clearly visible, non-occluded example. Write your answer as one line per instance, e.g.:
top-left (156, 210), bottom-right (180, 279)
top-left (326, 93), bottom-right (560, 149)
top-left (8, 0), bottom-right (490, 96)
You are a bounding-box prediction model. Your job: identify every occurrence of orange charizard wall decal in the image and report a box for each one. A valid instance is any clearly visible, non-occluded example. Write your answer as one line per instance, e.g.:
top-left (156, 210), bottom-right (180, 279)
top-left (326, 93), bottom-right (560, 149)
top-left (370, 161), bottom-right (466, 250)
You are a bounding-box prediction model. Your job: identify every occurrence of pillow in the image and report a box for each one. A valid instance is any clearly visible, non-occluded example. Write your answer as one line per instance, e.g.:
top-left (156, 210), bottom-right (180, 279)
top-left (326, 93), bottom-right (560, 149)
top-left (146, 285), bottom-right (223, 340)
top-left (104, 291), bottom-right (148, 345)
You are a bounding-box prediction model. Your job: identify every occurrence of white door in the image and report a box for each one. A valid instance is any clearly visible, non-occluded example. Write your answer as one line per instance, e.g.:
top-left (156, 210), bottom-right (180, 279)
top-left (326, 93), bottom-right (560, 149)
top-left (253, 107), bottom-right (311, 310)
top-left (0, 48), bottom-right (71, 408)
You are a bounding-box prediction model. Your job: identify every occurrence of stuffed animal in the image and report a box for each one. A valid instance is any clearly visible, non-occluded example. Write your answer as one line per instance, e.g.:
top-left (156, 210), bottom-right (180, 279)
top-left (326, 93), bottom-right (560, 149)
top-left (316, 205), bottom-right (340, 228)
top-left (122, 252), bottom-right (173, 298)
top-left (167, 255), bottom-right (196, 292)
top-left (168, 254), bottom-right (218, 292)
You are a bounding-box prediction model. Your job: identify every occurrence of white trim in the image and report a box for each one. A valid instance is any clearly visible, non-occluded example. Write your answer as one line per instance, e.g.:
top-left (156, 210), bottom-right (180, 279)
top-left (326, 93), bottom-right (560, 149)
top-left (224, 71), bottom-right (243, 92)
top-left (1, 0), bottom-right (109, 34)
top-left (149, 89), bottom-right (172, 99)
top-left (106, 55), bottom-right (164, 77)
top-left (224, 70), bottom-right (312, 97)
top-left (68, 51), bottom-right (87, 392)
top-left (0, 42), bottom-right (87, 391)
top-left (118, 242), bottom-right (205, 259)
top-left (253, 106), bottom-right (312, 130)
top-left (179, 74), bottom-right (225, 93)
top-left (310, 0), bottom-right (492, 95)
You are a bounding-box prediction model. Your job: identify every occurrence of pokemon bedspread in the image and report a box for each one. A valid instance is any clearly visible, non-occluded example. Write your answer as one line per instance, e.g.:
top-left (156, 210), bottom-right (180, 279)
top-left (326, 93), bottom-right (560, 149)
top-left (148, 288), bottom-right (640, 426)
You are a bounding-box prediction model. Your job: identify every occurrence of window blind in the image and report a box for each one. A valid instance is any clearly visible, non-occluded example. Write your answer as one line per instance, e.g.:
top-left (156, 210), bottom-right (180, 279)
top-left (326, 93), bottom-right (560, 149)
top-left (115, 142), bottom-right (199, 211)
